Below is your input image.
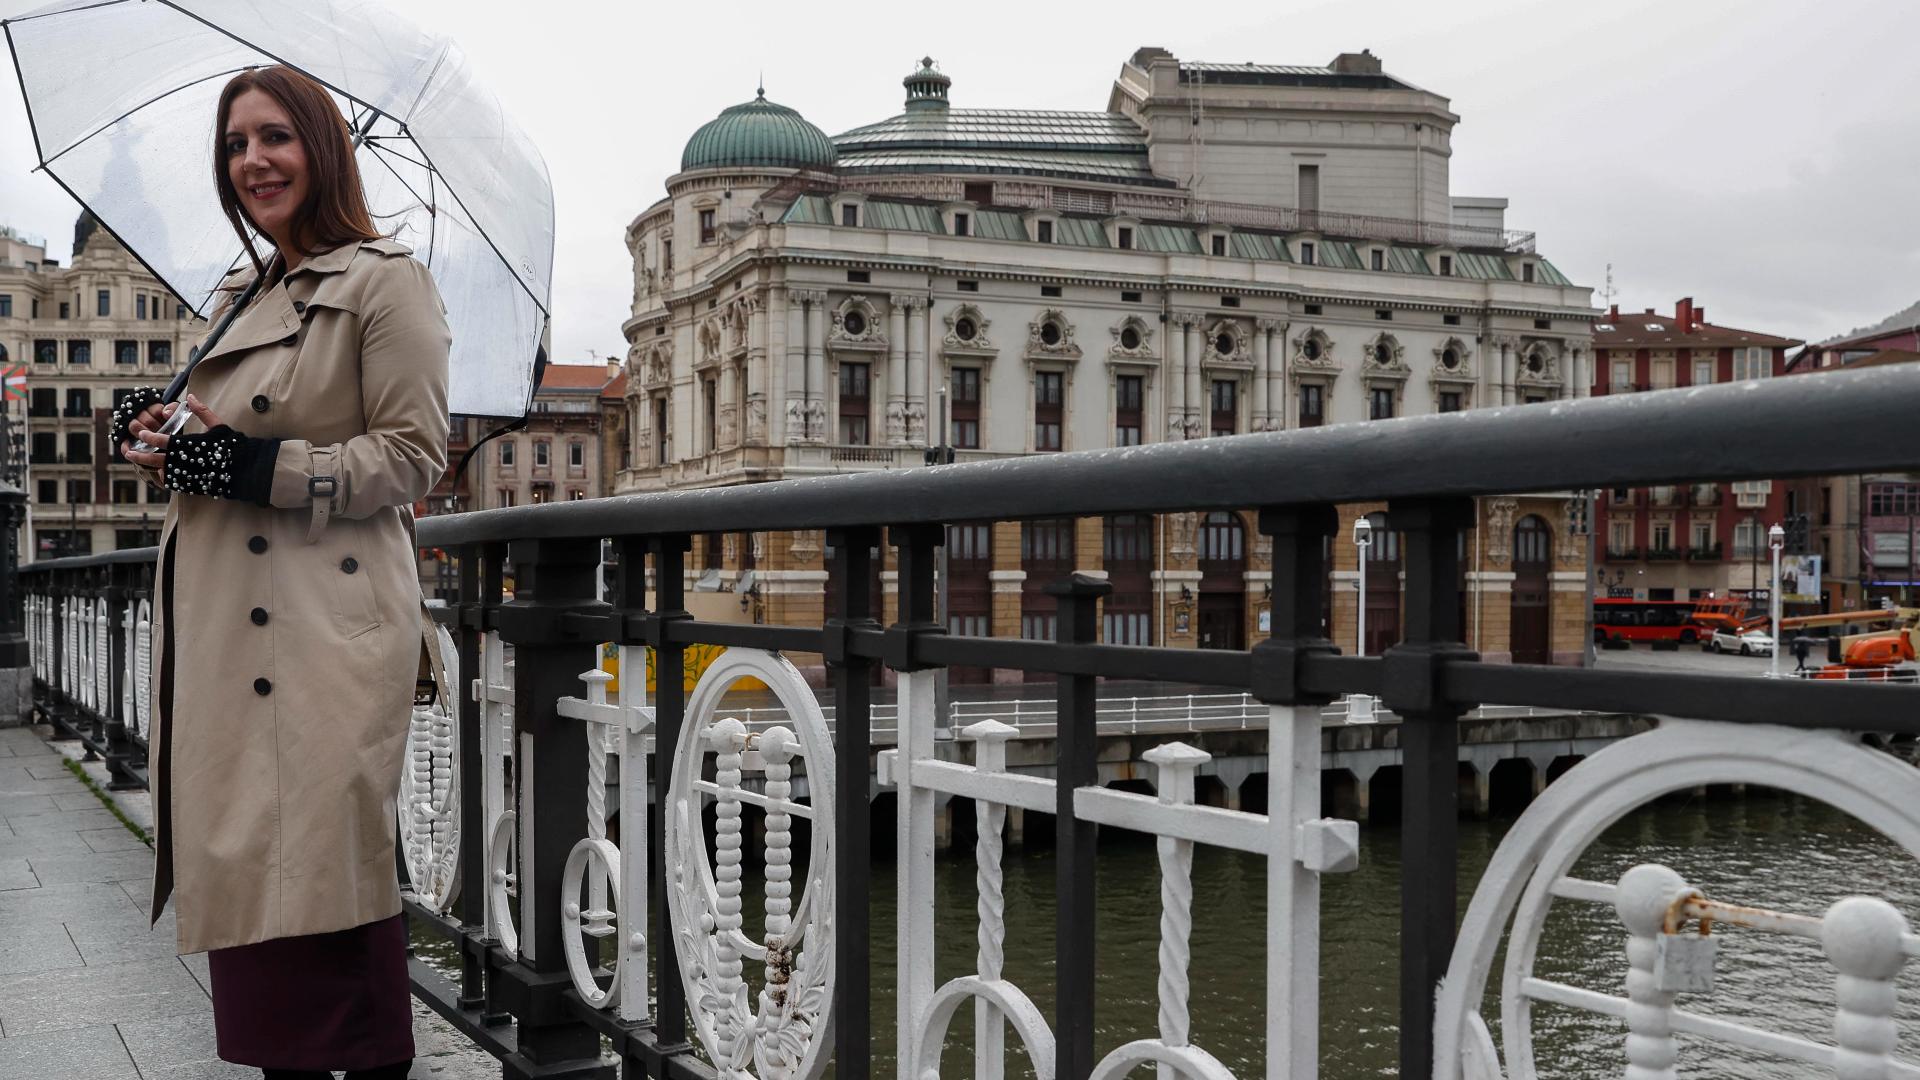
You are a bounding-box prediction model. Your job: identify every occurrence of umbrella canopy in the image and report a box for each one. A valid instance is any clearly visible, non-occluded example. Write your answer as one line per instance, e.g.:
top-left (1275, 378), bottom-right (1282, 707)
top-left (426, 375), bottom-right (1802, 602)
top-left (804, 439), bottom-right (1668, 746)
top-left (3, 0), bottom-right (552, 418)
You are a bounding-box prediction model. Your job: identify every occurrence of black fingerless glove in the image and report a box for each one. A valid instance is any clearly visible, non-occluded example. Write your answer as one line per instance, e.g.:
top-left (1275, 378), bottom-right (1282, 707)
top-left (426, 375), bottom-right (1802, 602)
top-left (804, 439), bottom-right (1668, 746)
top-left (162, 425), bottom-right (281, 506)
top-left (110, 386), bottom-right (167, 452)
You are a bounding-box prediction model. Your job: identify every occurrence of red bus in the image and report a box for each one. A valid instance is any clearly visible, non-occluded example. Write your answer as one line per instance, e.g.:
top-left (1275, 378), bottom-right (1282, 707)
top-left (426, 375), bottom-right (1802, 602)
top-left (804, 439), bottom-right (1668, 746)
top-left (1594, 598), bottom-right (1711, 644)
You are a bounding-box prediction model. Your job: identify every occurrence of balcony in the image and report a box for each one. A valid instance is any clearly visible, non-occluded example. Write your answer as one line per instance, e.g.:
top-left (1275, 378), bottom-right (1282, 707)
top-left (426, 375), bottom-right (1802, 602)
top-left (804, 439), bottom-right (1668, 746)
top-left (1691, 484), bottom-right (1722, 507)
top-left (1688, 543), bottom-right (1724, 561)
top-left (1650, 485), bottom-right (1683, 508)
top-left (1605, 545), bottom-right (1640, 561)
top-left (1646, 547), bottom-right (1684, 561)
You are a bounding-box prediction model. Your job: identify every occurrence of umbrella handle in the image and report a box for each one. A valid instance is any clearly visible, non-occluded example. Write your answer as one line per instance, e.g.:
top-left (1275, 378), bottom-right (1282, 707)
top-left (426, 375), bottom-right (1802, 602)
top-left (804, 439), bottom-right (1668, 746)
top-left (127, 267), bottom-right (269, 454)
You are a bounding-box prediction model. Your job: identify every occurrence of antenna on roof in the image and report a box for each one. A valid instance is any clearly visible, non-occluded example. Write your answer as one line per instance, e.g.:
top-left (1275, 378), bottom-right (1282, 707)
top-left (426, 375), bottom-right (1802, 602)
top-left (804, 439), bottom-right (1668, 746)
top-left (1600, 262), bottom-right (1617, 310)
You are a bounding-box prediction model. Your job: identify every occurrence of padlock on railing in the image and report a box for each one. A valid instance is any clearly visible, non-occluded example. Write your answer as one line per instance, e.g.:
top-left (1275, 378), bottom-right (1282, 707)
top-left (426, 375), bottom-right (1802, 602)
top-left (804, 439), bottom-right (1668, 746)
top-left (1653, 894), bottom-right (1717, 994)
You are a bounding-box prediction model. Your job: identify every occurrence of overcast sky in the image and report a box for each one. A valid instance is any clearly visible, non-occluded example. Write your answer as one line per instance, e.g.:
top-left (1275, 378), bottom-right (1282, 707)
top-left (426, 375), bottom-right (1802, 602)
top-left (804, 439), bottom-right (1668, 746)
top-left (3, 0), bottom-right (1915, 364)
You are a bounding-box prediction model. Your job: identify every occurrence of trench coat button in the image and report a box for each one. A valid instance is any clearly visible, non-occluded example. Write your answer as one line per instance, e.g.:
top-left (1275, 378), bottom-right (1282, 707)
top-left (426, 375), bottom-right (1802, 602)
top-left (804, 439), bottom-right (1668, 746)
top-left (340, 557), bottom-right (359, 574)
top-left (247, 535), bottom-right (268, 554)
top-left (250, 607), bottom-right (269, 626)
top-left (279, 335), bottom-right (297, 346)
top-left (251, 394), bottom-right (270, 413)
top-left (253, 677), bottom-right (272, 696)
top-left (292, 300), bottom-right (306, 314)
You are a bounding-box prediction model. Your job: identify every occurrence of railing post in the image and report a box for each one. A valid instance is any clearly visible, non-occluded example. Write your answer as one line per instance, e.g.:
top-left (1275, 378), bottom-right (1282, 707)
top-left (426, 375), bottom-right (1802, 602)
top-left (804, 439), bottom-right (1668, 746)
top-left (1382, 497), bottom-right (1478, 1080)
top-left (641, 533), bottom-right (692, 1054)
top-left (1050, 571), bottom-right (1112, 1080)
top-left (827, 525), bottom-right (880, 1080)
top-left (451, 543), bottom-right (489, 1014)
top-left (102, 559), bottom-right (137, 788)
top-left (887, 522), bottom-right (944, 1078)
top-left (0, 481), bottom-right (29, 727)
top-left (494, 536), bottom-right (605, 1078)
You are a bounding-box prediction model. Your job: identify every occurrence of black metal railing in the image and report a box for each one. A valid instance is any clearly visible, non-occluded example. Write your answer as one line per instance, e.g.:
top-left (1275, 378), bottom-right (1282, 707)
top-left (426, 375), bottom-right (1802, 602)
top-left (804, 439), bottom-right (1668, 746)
top-left (18, 363), bottom-right (1920, 1080)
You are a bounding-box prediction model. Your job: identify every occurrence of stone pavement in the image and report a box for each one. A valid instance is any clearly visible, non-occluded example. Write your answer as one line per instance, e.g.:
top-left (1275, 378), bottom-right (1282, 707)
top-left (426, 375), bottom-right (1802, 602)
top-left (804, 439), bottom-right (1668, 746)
top-left (0, 724), bottom-right (497, 1079)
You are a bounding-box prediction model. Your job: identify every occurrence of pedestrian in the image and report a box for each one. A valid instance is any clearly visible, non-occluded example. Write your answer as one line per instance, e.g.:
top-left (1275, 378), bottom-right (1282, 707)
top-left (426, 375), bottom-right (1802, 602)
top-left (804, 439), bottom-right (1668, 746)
top-left (114, 65), bottom-right (449, 1080)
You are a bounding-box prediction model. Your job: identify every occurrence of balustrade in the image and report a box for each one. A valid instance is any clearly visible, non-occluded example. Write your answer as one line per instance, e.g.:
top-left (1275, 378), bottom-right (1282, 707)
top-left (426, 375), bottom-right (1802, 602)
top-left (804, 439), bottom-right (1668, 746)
top-left (16, 363), bottom-right (1920, 1080)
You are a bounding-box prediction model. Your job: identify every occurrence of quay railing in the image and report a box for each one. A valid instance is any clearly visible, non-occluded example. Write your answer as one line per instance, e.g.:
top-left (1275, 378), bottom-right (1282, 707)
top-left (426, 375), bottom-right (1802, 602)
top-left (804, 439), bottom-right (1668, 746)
top-left (18, 362), bottom-right (1920, 1080)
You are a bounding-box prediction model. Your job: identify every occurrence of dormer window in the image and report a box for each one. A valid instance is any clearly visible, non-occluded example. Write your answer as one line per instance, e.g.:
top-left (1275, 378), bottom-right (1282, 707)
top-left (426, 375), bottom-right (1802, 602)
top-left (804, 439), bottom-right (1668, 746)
top-left (1118, 227), bottom-right (1134, 250)
top-left (1210, 234), bottom-right (1227, 257)
top-left (954, 212), bottom-right (970, 237)
top-left (1370, 249), bottom-right (1385, 271)
top-left (1300, 242), bottom-right (1315, 266)
top-left (1439, 254), bottom-right (1453, 276)
top-left (841, 203), bottom-right (860, 227)
top-left (1522, 262), bottom-right (1536, 283)
top-left (1036, 220), bottom-right (1054, 244)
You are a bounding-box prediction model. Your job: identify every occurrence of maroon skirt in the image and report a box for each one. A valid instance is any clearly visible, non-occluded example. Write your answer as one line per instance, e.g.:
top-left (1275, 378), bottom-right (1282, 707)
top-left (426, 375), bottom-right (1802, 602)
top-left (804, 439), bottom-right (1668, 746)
top-left (207, 913), bottom-right (414, 1070)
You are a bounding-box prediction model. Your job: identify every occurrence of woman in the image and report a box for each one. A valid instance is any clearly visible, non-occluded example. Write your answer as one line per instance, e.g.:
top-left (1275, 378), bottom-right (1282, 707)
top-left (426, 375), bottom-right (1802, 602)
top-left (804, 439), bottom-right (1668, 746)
top-left (113, 66), bottom-right (450, 1079)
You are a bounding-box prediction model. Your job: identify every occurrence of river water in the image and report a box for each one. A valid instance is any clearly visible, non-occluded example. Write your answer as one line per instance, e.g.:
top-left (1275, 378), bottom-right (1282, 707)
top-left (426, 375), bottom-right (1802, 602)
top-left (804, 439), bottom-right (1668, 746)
top-left (416, 788), bottom-right (1920, 1077)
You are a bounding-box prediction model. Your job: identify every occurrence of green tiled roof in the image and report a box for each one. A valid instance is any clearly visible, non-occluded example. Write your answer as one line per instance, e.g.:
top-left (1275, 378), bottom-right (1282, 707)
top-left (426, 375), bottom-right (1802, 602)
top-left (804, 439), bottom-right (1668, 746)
top-left (1230, 233), bottom-right (1292, 261)
top-left (1385, 247), bottom-right (1431, 275)
top-left (1315, 240), bottom-right (1365, 271)
top-left (832, 109), bottom-right (1170, 188)
top-left (862, 200), bottom-right (945, 233)
top-left (1052, 217), bottom-right (1109, 248)
top-left (1534, 258), bottom-right (1572, 286)
top-left (682, 92), bottom-right (836, 172)
top-left (969, 209), bottom-right (1027, 242)
top-left (1452, 252), bottom-right (1515, 281)
top-left (1136, 223), bottom-right (1202, 254)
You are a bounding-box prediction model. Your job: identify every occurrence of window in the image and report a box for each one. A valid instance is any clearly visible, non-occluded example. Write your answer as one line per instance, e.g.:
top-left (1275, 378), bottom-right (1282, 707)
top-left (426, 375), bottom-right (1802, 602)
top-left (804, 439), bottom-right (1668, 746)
top-left (114, 340), bottom-right (135, 364)
top-left (655, 397), bottom-right (669, 465)
top-left (1297, 163), bottom-right (1320, 212)
top-left (1374, 309), bottom-right (1393, 321)
top-left (1121, 290), bottom-right (1142, 303)
top-left (499, 488), bottom-right (516, 508)
top-left (499, 441), bottom-right (514, 467)
top-left (1210, 379), bottom-right (1237, 437)
top-left (58, 302), bottom-right (69, 320)
top-left (112, 480), bottom-right (138, 505)
top-left (1692, 522), bottom-right (1714, 552)
top-left (661, 238), bottom-right (672, 275)
top-left (1370, 249), bottom-right (1385, 271)
top-left (953, 212), bottom-right (970, 237)
top-left (704, 376), bottom-right (718, 450)
top-left (699, 208), bottom-right (716, 243)
top-left (176, 304), bottom-right (187, 320)
top-left (1692, 357), bottom-right (1714, 385)
top-left (964, 182), bottom-right (992, 204)
top-left (1040, 285), bottom-right (1061, 299)
top-left (1039, 320), bottom-right (1063, 347)
top-left (1439, 390), bottom-right (1463, 413)
top-left (1303, 303), bottom-right (1322, 316)
top-left (28, 388), bottom-right (55, 417)
top-left (846, 270), bottom-right (870, 284)
top-left (148, 341), bottom-right (170, 366)
top-left (1533, 318), bottom-right (1551, 331)
top-left (957, 280), bottom-right (979, 293)
top-left (570, 490), bottom-right (586, 501)
top-left (1869, 484), bottom-right (1920, 516)
top-left (30, 432), bottom-right (55, 464)
top-left (1035, 220), bottom-right (1054, 244)
top-left (1733, 480), bottom-right (1771, 508)
top-left (1609, 520), bottom-right (1632, 553)
top-left (1117, 227), bottom-right (1133, 250)
top-left (68, 340), bottom-right (89, 365)
top-left (66, 431), bottom-right (90, 464)
top-left (1119, 325), bottom-right (1142, 350)
top-left (65, 389), bottom-right (89, 417)
top-left (1734, 346), bottom-right (1772, 381)
top-left (1443, 313), bottom-right (1460, 326)
top-left (568, 442), bottom-right (583, 468)
top-left (0, 295), bottom-right (9, 317)
top-left (534, 440), bottom-right (550, 467)
top-left (950, 367), bottom-right (980, 448)
top-left (837, 362), bottom-right (870, 444)
top-left (1369, 386), bottom-right (1395, 420)
top-left (97, 290), bottom-right (110, 316)
top-left (1439, 255), bottom-right (1453, 277)
top-left (1210, 234), bottom-right (1227, 257)
top-left (66, 480), bottom-right (89, 503)
top-left (1652, 522), bottom-right (1673, 553)
top-left (136, 295), bottom-right (147, 320)
top-left (1522, 263), bottom-right (1536, 283)
top-left (35, 480), bottom-right (55, 504)
top-left (1299, 242), bottom-right (1315, 266)
top-left (1611, 359), bottom-right (1633, 391)
top-left (1299, 384), bottom-right (1325, 428)
top-left (840, 203), bottom-right (859, 227)
top-left (1114, 374), bottom-right (1142, 446)
top-left (1034, 371), bottom-right (1063, 451)
top-left (33, 340), bottom-right (55, 364)
top-left (1734, 520), bottom-right (1762, 558)
top-left (1220, 296), bottom-right (1240, 308)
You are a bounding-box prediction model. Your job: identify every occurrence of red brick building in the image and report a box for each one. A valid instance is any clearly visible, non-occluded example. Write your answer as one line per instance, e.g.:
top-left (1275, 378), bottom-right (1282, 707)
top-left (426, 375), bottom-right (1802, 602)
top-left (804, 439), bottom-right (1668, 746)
top-left (1589, 298), bottom-right (1802, 608)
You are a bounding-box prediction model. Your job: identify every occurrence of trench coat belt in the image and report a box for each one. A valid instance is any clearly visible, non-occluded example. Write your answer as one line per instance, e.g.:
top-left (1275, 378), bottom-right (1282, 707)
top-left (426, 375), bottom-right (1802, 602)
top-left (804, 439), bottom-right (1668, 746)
top-left (305, 445), bottom-right (343, 544)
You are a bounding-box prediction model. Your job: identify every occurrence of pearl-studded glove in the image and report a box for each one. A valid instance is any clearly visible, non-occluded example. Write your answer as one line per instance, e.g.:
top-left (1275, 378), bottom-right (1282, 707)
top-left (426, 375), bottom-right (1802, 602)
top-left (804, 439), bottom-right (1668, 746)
top-left (110, 386), bottom-right (167, 453)
top-left (161, 425), bottom-right (281, 506)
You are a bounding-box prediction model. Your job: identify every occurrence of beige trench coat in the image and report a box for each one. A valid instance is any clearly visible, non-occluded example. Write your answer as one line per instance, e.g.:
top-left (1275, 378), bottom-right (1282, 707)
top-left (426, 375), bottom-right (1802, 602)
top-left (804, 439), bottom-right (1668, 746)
top-left (146, 237), bottom-right (450, 954)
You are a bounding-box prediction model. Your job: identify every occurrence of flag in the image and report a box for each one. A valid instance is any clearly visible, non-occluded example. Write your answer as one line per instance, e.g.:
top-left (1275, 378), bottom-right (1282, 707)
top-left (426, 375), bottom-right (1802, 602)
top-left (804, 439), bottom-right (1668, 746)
top-left (2, 367), bottom-right (24, 401)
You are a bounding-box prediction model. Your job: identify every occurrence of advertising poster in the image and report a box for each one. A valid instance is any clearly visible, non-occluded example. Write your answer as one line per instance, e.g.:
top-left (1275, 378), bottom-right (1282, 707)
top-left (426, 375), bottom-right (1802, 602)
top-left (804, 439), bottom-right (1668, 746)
top-left (1780, 554), bottom-right (1822, 604)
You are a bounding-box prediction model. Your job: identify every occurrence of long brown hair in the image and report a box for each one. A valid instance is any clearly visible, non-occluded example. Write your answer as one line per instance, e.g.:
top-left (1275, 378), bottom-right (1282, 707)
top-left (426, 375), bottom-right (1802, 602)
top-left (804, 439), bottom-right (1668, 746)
top-left (214, 66), bottom-right (381, 279)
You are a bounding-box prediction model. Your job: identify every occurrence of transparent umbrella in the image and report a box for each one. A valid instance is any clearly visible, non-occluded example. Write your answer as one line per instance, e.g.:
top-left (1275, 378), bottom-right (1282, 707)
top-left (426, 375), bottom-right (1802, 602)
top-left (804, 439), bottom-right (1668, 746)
top-left (2, 0), bottom-right (553, 420)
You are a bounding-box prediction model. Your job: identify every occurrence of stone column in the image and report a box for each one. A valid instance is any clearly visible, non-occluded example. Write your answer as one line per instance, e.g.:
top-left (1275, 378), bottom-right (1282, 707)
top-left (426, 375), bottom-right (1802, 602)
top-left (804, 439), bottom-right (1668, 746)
top-left (907, 298), bottom-right (929, 444)
top-left (1268, 319), bottom-right (1290, 428)
top-left (783, 289), bottom-right (806, 444)
top-left (717, 362), bottom-right (738, 448)
top-left (1183, 319), bottom-right (1202, 438)
top-left (1251, 321), bottom-right (1270, 431)
top-left (886, 296), bottom-right (909, 445)
top-left (746, 295), bottom-right (768, 443)
top-left (1497, 339), bottom-right (1514, 406)
top-left (802, 290), bottom-right (829, 442)
top-left (1166, 317), bottom-right (1186, 440)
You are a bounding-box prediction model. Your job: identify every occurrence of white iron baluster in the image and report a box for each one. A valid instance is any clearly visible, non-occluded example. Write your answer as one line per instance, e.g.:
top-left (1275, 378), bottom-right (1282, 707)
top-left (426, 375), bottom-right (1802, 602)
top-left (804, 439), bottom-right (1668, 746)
top-left (1143, 741), bottom-right (1210, 1079)
top-left (1616, 864), bottom-right (1692, 1080)
top-left (710, 715), bottom-right (749, 1069)
top-left (964, 718), bottom-right (1017, 1080)
top-left (617, 644), bottom-right (651, 1023)
top-left (1822, 896), bottom-right (1908, 1080)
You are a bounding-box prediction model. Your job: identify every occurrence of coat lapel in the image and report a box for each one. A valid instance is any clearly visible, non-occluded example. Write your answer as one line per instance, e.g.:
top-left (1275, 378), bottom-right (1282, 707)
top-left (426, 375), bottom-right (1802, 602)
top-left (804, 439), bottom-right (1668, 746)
top-left (195, 241), bottom-right (366, 367)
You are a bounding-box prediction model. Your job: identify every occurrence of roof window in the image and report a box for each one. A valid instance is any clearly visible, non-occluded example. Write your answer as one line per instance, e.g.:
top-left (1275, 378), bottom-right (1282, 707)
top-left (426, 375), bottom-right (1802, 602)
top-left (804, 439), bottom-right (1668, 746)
top-left (1645, 323), bottom-right (1666, 331)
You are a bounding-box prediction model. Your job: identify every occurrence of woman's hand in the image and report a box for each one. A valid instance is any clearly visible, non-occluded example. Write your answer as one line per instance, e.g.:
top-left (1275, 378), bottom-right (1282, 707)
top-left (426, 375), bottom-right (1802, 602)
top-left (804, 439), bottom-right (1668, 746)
top-left (123, 395), bottom-right (229, 482)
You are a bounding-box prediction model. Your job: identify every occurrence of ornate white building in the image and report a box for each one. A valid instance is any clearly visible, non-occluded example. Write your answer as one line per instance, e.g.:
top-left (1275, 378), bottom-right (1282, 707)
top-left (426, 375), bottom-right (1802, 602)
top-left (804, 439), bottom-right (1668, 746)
top-left (617, 49), bottom-right (1598, 675)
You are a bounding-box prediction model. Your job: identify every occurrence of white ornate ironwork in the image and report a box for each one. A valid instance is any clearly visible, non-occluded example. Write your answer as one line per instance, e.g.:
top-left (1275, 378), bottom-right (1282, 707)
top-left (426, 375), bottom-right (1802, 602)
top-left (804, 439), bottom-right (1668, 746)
top-left (473, 631), bottom-right (518, 955)
top-left (665, 649), bottom-right (835, 1080)
top-left (554, 655), bottom-right (652, 1017)
top-left (1434, 719), bottom-right (1920, 1080)
top-left (398, 619), bottom-right (461, 914)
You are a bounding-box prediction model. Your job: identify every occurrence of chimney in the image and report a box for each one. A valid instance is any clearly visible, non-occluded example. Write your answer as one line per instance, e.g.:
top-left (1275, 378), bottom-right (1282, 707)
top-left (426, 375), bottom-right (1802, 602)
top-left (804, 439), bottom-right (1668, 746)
top-left (1607, 304), bottom-right (1619, 320)
top-left (1329, 49), bottom-right (1383, 74)
top-left (1694, 307), bottom-right (1705, 327)
top-left (607, 357), bottom-right (620, 381)
top-left (1675, 297), bottom-right (1694, 332)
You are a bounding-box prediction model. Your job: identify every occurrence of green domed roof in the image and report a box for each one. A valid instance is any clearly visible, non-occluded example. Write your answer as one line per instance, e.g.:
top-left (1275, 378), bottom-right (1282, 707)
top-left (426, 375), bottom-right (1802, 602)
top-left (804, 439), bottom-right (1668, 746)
top-left (681, 90), bottom-right (835, 172)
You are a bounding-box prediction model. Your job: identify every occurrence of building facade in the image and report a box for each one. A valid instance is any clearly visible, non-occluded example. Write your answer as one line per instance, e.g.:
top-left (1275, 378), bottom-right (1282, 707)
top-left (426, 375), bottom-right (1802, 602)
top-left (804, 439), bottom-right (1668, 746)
top-left (0, 217), bottom-right (199, 558)
top-left (616, 50), bottom-right (1598, 680)
top-left (465, 361), bottom-right (623, 511)
top-left (1588, 298), bottom-right (1802, 608)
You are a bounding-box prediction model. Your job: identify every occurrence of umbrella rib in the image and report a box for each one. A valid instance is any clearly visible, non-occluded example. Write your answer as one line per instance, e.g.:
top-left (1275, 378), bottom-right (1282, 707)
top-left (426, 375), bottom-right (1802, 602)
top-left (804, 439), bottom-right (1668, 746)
top-left (0, 0), bottom-right (137, 26)
top-left (401, 39), bottom-right (454, 125)
top-left (364, 145), bottom-right (435, 221)
top-left (408, 136), bottom-right (552, 319)
top-left (149, 0), bottom-right (400, 135)
top-left (365, 138), bottom-right (433, 173)
top-left (39, 65), bottom-right (256, 169)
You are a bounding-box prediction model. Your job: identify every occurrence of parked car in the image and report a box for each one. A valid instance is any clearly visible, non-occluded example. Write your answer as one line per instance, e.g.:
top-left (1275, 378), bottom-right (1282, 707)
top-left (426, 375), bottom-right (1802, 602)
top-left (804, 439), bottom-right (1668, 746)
top-left (1707, 628), bottom-right (1775, 656)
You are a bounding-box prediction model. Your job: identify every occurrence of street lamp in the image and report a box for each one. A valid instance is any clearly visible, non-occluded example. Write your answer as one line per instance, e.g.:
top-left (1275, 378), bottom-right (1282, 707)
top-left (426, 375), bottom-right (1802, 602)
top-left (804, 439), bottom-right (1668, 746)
top-left (1768, 522), bottom-right (1785, 678)
top-left (1350, 516), bottom-right (1375, 724)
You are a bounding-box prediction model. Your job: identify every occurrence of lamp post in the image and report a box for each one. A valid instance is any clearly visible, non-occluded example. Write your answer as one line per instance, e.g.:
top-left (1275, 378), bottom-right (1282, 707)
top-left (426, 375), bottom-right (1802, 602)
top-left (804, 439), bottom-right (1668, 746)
top-left (1769, 522), bottom-right (1785, 678)
top-left (1350, 515), bottom-right (1375, 723)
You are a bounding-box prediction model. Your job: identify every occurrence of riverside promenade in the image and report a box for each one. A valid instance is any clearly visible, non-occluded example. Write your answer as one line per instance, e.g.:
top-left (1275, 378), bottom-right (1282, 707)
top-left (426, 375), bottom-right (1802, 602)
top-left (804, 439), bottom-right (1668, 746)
top-left (0, 723), bottom-right (494, 1080)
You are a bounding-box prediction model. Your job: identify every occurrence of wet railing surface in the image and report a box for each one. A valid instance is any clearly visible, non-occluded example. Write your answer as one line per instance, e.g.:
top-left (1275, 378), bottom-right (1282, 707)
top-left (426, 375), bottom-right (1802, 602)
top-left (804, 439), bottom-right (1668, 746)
top-left (20, 364), bottom-right (1920, 1080)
